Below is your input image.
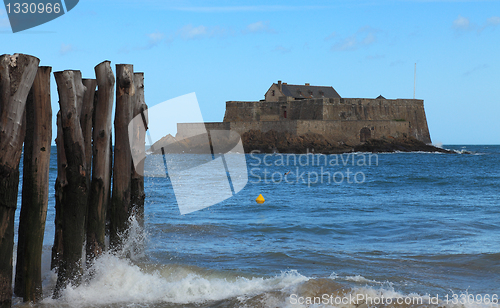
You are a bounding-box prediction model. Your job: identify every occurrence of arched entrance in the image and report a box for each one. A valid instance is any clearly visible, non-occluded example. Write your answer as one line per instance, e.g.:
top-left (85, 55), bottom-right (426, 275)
top-left (360, 127), bottom-right (371, 143)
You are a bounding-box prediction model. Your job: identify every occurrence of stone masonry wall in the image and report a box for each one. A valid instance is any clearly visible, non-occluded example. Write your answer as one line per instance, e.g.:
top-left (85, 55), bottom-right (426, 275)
top-left (178, 120), bottom-right (411, 146)
top-left (296, 120), bottom-right (410, 145)
top-left (322, 98), bottom-right (430, 143)
top-left (221, 97), bottom-right (431, 143)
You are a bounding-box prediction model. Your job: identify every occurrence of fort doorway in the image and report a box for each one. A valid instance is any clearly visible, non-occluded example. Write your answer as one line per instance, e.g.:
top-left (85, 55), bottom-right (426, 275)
top-left (360, 127), bottom-right (371, 142)
top-left (283, 110), bottom-right (287, 118)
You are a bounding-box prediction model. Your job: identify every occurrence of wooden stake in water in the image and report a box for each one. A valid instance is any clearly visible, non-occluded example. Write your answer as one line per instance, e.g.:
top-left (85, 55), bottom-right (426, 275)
top-left (53, 70), bottom-right (88, 298)
top-left (87, 61), bottom-right (115, 264)
top-left (110, 64), bottom-right (135, 249)
top-left (131, 72), bottom-right (147, 228)
top-left (15, 66), bottom-right (52, 303)
top-left (0, 53), bottom-right (40, 308)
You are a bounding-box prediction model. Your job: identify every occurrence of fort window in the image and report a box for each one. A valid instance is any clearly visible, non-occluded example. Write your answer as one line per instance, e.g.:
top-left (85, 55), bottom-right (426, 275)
top-left (271, 90), bottom-right (275, 96)
top-left (284, 110), bottom-right (287, 118)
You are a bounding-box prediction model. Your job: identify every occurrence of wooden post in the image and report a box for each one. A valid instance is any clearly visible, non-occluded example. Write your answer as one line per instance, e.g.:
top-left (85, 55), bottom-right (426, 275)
top-left (14, 66), bottom-right (52, 302)
top-left (53, 70), bottom-right (88, 297)
top-left (130, 72), bottom-right (146, 228)
top-left (51, 112), bottom-right (66, 271)
top-left (81, 79), bottom-right (97, 191)
top-left (107, 133), bottom-right (113, 231)
top-left (110, 64), bottom-right (134, 248)
top-left (86, 61), bottom-right (114, 262)
top-left (0, 53), bottom-right (39, 308)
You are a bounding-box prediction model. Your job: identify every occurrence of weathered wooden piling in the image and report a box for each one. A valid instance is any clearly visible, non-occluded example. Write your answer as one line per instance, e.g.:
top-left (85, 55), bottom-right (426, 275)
top-left (0, 53), bottom-right (39, 308)
top-left (86, 61), bottom-right (114, 262)
top-left (51, 112), bottom-right (66, 271)
top-left (110, 64), bottom-right (134, 248)
top-left (130, 72), bottom-right (147, 227)
top-left (14, 66), bottom-right (52, 302)
top-left (53, 70), bottom-right (88, 297)
top-left (81, 79), bottom-right (97, 191)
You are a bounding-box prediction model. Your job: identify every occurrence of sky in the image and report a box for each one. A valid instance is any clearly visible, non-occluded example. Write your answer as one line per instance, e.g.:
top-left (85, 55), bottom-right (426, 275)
top-left (1, 0), bottom-right (499, 145)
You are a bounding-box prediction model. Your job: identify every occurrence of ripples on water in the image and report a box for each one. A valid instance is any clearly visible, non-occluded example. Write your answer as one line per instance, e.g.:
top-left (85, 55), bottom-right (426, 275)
top-left (12, 145), bottom-right (500, 307)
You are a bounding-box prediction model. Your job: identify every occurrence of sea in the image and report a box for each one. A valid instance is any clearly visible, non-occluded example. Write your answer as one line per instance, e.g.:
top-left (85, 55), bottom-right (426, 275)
top-left (11, 145), bottom-right (500, 308)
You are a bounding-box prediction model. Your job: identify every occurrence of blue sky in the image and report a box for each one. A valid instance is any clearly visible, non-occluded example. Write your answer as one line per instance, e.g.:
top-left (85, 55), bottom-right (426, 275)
top-left (2, 0), bottom-right (499, 144)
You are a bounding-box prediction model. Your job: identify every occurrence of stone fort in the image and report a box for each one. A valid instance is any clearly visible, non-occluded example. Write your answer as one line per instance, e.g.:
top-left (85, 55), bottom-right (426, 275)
top-left (177, 81), bottom-right (431, 145)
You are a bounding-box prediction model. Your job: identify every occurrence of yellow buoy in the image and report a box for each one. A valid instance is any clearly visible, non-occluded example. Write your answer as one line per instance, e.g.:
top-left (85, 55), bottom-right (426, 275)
top-left (256, 194), bottom-right (265, 204)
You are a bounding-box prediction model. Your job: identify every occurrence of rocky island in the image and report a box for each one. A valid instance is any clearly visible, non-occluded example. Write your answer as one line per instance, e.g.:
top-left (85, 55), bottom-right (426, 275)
top-left (164, 81), bottom-right (452, 154)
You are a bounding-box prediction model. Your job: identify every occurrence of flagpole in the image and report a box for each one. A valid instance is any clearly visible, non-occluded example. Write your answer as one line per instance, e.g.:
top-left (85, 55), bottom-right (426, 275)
top-left (413, 63), bottom-right (416, 99)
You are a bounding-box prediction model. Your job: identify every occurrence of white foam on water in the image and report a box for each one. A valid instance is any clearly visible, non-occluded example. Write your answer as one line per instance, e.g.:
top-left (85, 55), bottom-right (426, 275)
top-left (41, 255), bottom-right (309, 307)
top-left (343, 275), bottom-right (381, 284)
top-left (38, 255), bottom-right (496, 308)
top-left (36, 217), bottom-right (494, 308)
top-left (39, 215), bottom-right (309, 306)
top-left (328, 272), bottom-right (381, 284)
top-left (276, 283), bottom-right (498, 308)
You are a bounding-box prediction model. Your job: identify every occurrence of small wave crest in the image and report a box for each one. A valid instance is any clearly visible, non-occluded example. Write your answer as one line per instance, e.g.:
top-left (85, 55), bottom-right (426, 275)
top-left (37, 215), bottom-right (309, 307)
top-left (41, 258), bottom-right (308, 307)
top-left (33, 217), bottom-right (495, 308)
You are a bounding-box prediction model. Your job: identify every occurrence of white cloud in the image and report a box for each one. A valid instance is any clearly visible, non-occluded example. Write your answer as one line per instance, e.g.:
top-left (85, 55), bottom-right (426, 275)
top-left (487, 16), bottom-right (500, 26)
top-left (334, 36), bottom-right (357, 51)
top-left (244, 21), bottom-right (275, 34)
top-left (331, 26), bottom-right (378, 51)
top-left (366, 54), bottom-right (385, 60)
top-left (362, 32), bottom-right (376, 45)
top-left (452, 15), bottom-right (471, 30)
top-left (156, 21), bottom-right (272, 44)
top-left (177, 24), bottom-right (226, 40)
top-left (273, 45), bottom-right (291, 54)
top-left (147, 31), bottom-right (165, 47)
top-left (179, 24), bottom-right (207, 39)
top-left (59, 43), bottom-right (75, 55)
top-left (170, 5), bottom-right (333, 13)
top-left (453, 15), bottom-right (500, 34)
top-left (478, 16), bottom-right (500, 33)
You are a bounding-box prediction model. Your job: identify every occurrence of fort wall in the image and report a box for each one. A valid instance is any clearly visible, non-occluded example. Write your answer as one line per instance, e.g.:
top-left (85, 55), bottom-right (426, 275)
top-left (178, 97), bottom-right (431, 145)
top-left (178, 120), bottom-right (412, 145)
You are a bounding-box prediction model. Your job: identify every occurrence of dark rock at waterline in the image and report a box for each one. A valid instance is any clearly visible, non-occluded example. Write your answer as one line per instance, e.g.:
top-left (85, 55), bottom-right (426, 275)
top-left (241, 130), bottom-right (454, 154)
top-left (150, 130), bottom-right (454, 154)
top-left (241, 130), bottom-right (353, 154)
top-left (352, 136), bottom-right (454, 153)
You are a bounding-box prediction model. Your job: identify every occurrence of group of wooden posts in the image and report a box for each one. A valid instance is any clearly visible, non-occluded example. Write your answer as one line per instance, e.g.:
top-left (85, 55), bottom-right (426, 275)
top-left (0, 53), bottom-right (148, 307)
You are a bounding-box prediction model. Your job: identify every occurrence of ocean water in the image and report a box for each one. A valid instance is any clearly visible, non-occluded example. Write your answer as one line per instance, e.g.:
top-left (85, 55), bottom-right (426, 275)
top-left (12, 145), bottom-right (500, 307)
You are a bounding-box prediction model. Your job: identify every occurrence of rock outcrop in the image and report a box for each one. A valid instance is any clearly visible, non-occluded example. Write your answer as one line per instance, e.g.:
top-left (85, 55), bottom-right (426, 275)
top-left (150, 130), bottom-right (453, 155)
top-left (241, 130), bottom-right (352, 154)
top-left (352, 136), bottom-right (453, 153)
top-left (241, 130), bottom-right (453, 154)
